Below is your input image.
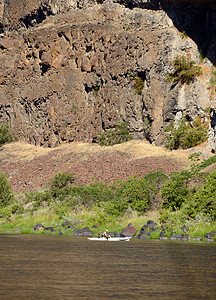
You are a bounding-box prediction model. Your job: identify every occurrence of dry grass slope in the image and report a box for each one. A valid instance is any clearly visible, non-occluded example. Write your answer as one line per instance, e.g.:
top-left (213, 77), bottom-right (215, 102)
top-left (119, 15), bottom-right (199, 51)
top-left (0, 140), bottom-right (210, 192)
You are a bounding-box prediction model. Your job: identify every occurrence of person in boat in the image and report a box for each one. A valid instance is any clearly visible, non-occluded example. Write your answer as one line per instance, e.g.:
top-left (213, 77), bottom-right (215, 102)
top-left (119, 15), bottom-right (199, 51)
top-left (102, 229), bottom-right (111, 239)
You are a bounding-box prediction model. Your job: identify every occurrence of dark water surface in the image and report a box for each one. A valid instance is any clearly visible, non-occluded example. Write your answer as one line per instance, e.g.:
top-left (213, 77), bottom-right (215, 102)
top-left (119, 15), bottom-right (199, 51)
top-left (0, 235), bottom-right (216, 299)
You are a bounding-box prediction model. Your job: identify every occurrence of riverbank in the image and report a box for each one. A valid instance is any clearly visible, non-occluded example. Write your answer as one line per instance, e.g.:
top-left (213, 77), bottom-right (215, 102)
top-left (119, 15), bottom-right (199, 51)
top-left (1, 208), bottom-right (215, 242)
top-left (0, 141), bottom-right (216, 242)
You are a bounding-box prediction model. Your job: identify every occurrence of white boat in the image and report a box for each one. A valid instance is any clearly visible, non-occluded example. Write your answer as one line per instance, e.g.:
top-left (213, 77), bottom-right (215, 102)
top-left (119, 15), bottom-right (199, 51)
top-left (88, 237), bottom-right (132, 242)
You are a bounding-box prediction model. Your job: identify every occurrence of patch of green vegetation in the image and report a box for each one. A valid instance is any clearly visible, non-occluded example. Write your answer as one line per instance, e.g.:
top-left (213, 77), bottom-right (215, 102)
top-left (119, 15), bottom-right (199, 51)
top-left (188, 153), bottom-right (201, 162)
top-left (71, 102), bottom-right (77, 113)
top-left (181, 31), bottom-right (188, 39)
top-left (204, 105), bottom-right (211, 115)
top-left (166, 55), bottom-right (203, 85)
top-left (95, 122), bottom-right (132, 146)
top-left (198, 48), bottom-right (205, 63)
top-left (143, 118), bottom-right (152, 138)
top-left (0, 172), bottom-right (15, 211)
top-left (123, 0), bottom-right (128, 7)
top-left (133, 74), bottom-right (144, 95)
top-left (165, 118), bottom-right (208, 150)
top-left (0, 123), bottom-right (18, 147)
top-left (1, 158), bottom-right (216, 239)
top-left (197, 155), bottom-right (216, 171)
top-left (160, 165), bottom-right (216, 225)
top-left (209, 68), bottom-right (216, 91)
top-left (93, 85), bottom-right (100, 96)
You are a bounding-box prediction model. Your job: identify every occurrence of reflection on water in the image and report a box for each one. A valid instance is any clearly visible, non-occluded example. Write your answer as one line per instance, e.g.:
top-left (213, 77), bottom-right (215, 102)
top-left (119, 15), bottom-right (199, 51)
top-left (0, 235), bottom-right (215, 299)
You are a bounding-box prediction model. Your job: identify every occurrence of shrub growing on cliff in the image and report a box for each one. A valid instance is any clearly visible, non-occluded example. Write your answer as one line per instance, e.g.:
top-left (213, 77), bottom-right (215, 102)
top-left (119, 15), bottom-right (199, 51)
top-left (166, 55), bottom-right (202, 85)
top-left (96, 122), bottom-right (132, 146)
top-left (133, 75), bottom-right (144, 95)
top-left (0, 123), bottom-right (18, 147)
top-left (209, 68), bottom-right (216, 91)
top-left (165, 119), bottom-right (208, 150)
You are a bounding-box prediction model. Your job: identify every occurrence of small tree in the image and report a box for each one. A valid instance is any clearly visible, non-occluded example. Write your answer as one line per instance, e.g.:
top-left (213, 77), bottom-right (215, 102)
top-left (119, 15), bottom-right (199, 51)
top-left (0, 172), bottom-right (15, 207)
top-left (0, 123), bottom-right (18, 147)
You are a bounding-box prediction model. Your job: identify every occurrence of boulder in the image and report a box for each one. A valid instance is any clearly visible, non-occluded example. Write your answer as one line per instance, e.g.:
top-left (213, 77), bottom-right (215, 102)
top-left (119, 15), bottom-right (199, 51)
top-left (180, 225), bottom-right (188, 233)
top-left (64, 225), bottom-right (74, 230)
top-left (159, 237), bottom-right (168, 240)
top-left (140, 224), bottom-right (148, 233)
top-left (205, 231), bottom-right (215, 239)
top-left (170, 234), bottom-right (190, 241)
top-left (32, 224), bottom-right (44, 231)
top-left (120, 223), bottom-right (138, 237)
top-left (44, 226), bottom-right (54, 232)
top-left (109, 232), bottom-right (120, 237)
top-left (136, 233), bottom-right (149, 239)
top-left (147, 220), bottom-right (157, 229)
top-left (159, 230), bottom-right (165, 238)
top-left (73, 227), bottom-right (93, 237)
top-left (61, 221), bottom-right (68, 227)
top-left (193, 236), bottom-right (203, 241)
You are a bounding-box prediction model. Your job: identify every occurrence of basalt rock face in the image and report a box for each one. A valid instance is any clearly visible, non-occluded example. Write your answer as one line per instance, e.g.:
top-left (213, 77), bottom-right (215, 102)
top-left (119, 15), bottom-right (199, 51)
top-left (0, 0), bottom-right (215, 150)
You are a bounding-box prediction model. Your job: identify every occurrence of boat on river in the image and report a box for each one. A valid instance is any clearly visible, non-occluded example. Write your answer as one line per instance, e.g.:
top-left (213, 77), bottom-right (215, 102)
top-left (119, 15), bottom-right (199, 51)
top-left (88, 237), bottom-right (132, 242)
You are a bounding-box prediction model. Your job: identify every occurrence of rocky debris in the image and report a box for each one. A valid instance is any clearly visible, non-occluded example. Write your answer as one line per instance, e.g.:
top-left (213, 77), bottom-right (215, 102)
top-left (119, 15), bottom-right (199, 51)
top-left (1, 145), bottom-right (185, 192)
top-left (120, 223), bottom-right (138, 237)
top-left (73, 227), bottom-right (93, 237)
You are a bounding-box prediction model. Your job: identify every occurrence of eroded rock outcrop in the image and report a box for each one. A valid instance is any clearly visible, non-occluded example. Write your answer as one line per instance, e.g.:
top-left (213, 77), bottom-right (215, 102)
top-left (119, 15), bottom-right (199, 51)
top-left (0, 0), bottom-right (215, 151)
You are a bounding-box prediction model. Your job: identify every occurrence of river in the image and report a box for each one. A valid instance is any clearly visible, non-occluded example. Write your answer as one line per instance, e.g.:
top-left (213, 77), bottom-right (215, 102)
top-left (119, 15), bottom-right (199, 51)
top-left (0, 235), bottom-right (215, 299)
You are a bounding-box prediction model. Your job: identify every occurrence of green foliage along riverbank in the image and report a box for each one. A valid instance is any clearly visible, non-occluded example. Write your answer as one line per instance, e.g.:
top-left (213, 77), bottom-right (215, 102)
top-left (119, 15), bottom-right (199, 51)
top-left (0, 156), bottom-right (216, 240)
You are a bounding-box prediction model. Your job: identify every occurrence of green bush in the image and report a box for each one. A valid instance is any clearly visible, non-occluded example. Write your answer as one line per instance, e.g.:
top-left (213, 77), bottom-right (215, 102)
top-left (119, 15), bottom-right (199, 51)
top-left (0, 203), bottom-right (23, 219)
top-left (161, 170), bottom-right (193, 210)
top-left (183, 170), bottom-right (216, 220)
top-left (0, 172), bottom-right (15, 208)
top-left (71, 180), bottom-right (115, 206)
top-left (165, 119), bottom-right (208, 150)
top-left (197, 156), bottom-right (216, 171)
top-left (166, 55), bottom-right (202, 85)
top-left (96, 122), bottom-right (132, 146)
top-left (0, 123), bottom-right (18, 147)
top-left (49, 172), bottom-right (75, 198)
top-left (24, 190), bottom-right (51, 211)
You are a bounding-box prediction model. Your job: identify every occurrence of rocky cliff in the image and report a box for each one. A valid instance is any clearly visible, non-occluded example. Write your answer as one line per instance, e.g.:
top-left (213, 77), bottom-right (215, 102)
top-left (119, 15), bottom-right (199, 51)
top-left (0, 0), bottom-right (216, 151)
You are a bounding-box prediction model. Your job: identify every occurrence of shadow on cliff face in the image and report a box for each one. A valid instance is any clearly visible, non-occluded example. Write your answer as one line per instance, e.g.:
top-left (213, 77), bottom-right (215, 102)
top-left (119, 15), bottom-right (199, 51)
top-left (160, 0), bottom-right (216, 65)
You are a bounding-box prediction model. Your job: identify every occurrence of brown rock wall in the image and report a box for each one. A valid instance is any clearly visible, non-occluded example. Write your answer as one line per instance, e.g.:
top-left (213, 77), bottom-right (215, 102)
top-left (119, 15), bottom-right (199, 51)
top-left (0, 1), bottom-right (215, 151)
